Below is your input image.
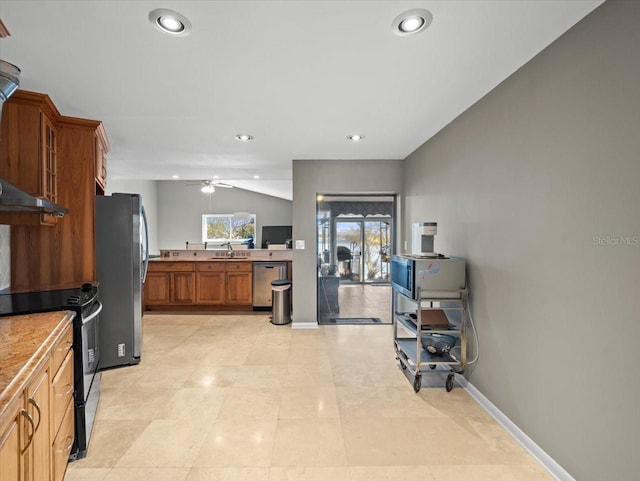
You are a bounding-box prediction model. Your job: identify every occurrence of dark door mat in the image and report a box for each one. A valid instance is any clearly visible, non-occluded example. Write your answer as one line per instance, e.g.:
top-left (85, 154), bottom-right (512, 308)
top-left (319, 317), bottom-right (386, 325)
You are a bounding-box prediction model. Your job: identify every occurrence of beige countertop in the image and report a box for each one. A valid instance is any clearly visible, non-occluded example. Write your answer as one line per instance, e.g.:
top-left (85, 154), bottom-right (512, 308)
top-left (0, 311), bottom-right (74, 422)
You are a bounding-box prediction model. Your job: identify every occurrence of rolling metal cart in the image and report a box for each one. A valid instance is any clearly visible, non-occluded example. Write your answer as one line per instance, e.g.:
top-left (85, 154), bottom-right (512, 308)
top-left (393, 286), bottom-right (468, 392)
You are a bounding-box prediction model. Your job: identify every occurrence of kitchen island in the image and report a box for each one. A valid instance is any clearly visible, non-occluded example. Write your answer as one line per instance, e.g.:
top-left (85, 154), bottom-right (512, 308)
top-left (145, 250), bottom-right (292, 311)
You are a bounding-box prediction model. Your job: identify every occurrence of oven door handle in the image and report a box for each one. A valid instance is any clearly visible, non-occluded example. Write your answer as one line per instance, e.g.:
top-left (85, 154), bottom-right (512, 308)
top-left (82, 301), bottom-right (103, 324)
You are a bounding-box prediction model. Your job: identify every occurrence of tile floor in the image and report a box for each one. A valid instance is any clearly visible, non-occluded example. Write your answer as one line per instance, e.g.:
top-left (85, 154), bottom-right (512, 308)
top-left (64, 313), bottom-right (552, 481)
top-left (337, 284), bottom-right (392, 323)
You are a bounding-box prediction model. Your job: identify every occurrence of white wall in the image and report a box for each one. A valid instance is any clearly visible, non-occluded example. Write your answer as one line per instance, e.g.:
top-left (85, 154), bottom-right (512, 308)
top-left (107, 179), bottom-right (159, 255)
top-left (156, 180), bottom-right (292, 250)
top-left (291, 159), bottom-right (403, 326)
top-left (403, 2), bottom-right (639, 480)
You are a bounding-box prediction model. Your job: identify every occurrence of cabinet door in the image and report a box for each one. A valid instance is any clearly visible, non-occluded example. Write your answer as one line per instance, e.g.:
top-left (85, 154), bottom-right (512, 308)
top-left (40, 112), bottom-right (58, 226)
top-left (171, 272), bottom-right (195, 304)
top-left (144, 272), bottom-right (171, 305)
top-left (25, 366), bottom-right (50, 481)
top-left (196, 272), bottom-right (225, 304)
top-left (94, 133), bottom-right (107, 193)
top-left (225, 272), bottom-right (252, 305)
top-left (0, 399), bottom-right (22, 481)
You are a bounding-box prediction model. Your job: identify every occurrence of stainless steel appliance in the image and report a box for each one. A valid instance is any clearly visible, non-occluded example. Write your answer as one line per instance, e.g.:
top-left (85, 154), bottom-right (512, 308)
top-left (253, 261), bottom-right (287, 310)
top-left (0, 284), bottom-right (102, 460)
top-left (95, 193), bottom-right (149, 369)
top-left (391, 254), bottom-right (466, 299)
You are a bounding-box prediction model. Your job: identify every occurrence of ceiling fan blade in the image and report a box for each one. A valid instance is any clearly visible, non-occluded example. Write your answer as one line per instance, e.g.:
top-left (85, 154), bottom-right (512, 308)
top-left (213, 183), bottom-right (233, 188)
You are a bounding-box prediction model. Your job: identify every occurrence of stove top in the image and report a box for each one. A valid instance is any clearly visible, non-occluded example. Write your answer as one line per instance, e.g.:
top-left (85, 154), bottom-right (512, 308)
top-left (0, 284), bottom-right (98, 317)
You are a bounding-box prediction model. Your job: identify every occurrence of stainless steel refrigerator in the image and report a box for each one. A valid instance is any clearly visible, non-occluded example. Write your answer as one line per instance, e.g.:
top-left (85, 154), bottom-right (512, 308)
top-left (95, 193), bottom-right (149, 369)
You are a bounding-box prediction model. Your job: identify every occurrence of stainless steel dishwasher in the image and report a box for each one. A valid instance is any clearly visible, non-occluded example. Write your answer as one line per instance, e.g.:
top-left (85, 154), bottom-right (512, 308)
top-left (252, 261), bottom-right (287, 310)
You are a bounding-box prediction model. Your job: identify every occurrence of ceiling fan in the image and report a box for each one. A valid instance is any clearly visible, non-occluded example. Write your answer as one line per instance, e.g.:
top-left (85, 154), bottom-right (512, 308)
top-left (186, 180), bottom-right (234, 193)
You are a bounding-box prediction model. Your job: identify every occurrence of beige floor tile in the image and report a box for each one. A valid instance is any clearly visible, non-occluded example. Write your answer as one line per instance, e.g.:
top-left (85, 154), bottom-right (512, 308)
top-left (216, 386), bottom-right (282, 420)
top-left (183, 366), bottom-right (239, 389)
top-left (97, 386), bottom-right (176, 420)
top-left (63, 467), bottom-right (111, 481)
top-left (102, 468), bottom-right (190, 481)
top-left (244, 346), bottom-right (290, 365)
top-left (159, 387), bottom-right (231, 421)
top-left (271, 419), bottom-right (347, 466)
top-left (278, 385), bottom-right (339, 419)
top-left (283, 364), bottom-right (335, 387)
top-left (231, 365), bottom-right (287, 389)
top-left (428, 464), bottom-right (554, 481)
top-left (341, 417), bottom-right (499, 466)
top-left (69, 419), bottom-right (150, 468)
top-left (269, 466), bottom-right (351, 481)
top-left (70, 315), bottom-right (553, 479)
top-left (116, 420), bottom-right (210, 468)
top-left (349, 466), bottom-right (436, 481)
top-left (192, 419), bottom-right (278, 467)
top-left (336, 386), bottom-right (447, 419)
top-left (186, 467), bottom-right (270, 480)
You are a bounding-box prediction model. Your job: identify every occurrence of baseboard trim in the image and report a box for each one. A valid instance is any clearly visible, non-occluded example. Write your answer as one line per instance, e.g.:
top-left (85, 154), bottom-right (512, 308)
top-left (456, 374), bottom-right (575, 481)
top-left (291, 322), bottom-right (319, 330)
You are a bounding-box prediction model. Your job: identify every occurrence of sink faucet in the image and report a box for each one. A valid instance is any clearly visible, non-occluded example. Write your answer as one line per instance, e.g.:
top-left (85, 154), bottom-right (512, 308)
top-left (223, 242), bottom-right (234, 257)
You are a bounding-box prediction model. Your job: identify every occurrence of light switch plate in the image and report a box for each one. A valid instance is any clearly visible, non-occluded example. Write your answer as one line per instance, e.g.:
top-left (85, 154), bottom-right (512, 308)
top-left (295, 240), bottom-right (305, 250)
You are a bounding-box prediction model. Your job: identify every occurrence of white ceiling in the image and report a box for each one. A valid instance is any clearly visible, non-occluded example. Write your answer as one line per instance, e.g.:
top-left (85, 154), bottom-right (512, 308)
top-left (0, 0), bottom-right (603, 200)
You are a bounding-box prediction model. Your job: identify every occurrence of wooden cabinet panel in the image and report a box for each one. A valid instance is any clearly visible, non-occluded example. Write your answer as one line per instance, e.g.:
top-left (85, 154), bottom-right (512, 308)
top-left (6, 91), bottom-right (111, 292)
top-left (50, 328), bottom-right (73, 378)
top-left (226, 262), bottom-right (252, 272)
top-left (51, 398), bottom-right (73, 481)
top-left (171, 272), bottom-right (195, 304)
top-left (196, 271), bottom-right (225, 304)
top-left (25, 366), bottom-right (50, 481)
top-left (0, 90), bottom-right (61, 227)
top-left (148, 262), bottom-right (194, 272)
top-left (144, 272), bottom-right (171, 304)
top-left (196, 262), bottom-right (226, 272)
top-left (0, 397), bottom-right (22, 481)
top-left (94, 127), bottom-right (109, 194)
top-left (225, 271), bottom-right (252, 305)
top-left (51, 350), bottom-right (73, 436)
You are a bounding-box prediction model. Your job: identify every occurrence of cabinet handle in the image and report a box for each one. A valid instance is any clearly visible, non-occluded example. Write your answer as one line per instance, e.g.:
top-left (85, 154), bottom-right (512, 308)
top-left (56, 435), bottom-right (74, 453)
top-left (56, 383), bottom-right (74, 397)
top-left (20, 409), bottom-right (35, 454)
top-left (28, 398), bottom-right (41, 432)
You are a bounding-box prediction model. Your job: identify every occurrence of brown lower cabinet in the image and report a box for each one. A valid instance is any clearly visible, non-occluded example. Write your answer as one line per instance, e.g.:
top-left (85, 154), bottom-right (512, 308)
top-left (145, 261), bottom-right (253, 310)
top-left (0, 322), bottom-right (73, 481)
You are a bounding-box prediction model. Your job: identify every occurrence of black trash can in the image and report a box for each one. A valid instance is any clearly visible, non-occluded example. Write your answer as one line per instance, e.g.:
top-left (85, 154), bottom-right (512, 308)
top-left (270, 279), bottom-right (292, 325)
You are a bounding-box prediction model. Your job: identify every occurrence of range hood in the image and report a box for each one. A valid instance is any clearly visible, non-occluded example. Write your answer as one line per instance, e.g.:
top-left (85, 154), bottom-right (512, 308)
top-left (0, 178), bottom-right (69, 216)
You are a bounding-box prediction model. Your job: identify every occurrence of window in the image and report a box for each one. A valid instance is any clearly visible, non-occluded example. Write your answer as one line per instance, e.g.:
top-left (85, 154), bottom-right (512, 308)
top-left (202, 213), bottom-right (256, 244)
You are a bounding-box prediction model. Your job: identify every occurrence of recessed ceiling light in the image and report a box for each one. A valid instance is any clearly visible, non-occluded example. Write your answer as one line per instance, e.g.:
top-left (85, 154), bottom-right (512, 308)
top-left (235, 134), bottom-right (254, 141)
top-left (253, 175), bottom-right (260, 179)
top-left (172, 175), bottom-right (180, 179)
top-left (201, 184), bottom-right (215, 194)
top-left (347, 134), bottom-right (364, 142)
top-left (392, 9), bottom-right (433, 36)
top-left (213, 175), bottom-right (220, 179)
top-left (149, 8), bottom-right (192, 36)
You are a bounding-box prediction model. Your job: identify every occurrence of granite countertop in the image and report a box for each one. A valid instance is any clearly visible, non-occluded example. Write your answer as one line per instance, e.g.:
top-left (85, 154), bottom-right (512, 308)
top-left (151, 257), bottom-right (254, 262)
top-left (0, 311), bottom-right (74, 422)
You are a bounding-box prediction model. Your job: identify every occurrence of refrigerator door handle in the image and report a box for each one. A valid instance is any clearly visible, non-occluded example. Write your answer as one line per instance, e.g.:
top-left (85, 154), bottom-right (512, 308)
top-left (141, 205), bottom-right (150, 283)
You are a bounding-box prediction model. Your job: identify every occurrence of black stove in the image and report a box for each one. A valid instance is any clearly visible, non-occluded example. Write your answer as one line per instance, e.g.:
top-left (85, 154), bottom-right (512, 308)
top-left (0, 283), bottom-right (101, 461)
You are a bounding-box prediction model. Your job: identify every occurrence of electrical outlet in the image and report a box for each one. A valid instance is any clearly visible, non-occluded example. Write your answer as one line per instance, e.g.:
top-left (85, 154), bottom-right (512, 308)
top-left (118, 343), bottom-right (125, 357)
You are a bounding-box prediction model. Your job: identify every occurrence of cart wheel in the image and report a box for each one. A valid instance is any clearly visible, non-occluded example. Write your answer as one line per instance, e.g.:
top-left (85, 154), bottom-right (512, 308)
top-left (429, 364), bottom-right (436, 370)
top-left (446, 373), bottom-right (455, 392)
top-left (399, 359), bottom-right (407, 370)
top-left (413, 374), bottom-right (422, 393)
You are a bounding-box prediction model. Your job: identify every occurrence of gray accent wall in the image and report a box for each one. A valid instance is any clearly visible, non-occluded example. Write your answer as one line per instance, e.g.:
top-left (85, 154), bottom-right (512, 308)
top-left (107, 179), bottom-right (159, 256)
top-left (292, 159), bottom-right (403, 326)
top-left (402, 2), bottom-right (639, 480)
top-left (157, 180), bottom-right (292, 250)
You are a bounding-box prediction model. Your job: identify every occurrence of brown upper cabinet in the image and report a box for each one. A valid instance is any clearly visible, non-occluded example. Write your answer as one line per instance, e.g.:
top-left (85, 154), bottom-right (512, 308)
top-left (0, 90), bottom-right (61, 226)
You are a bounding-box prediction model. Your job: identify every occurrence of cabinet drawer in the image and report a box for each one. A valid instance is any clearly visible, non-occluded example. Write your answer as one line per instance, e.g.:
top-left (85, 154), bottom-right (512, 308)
top-left (148, 262), bottom-right (194, 272)
top-left (196, 262), bottom-right (226, 272)
top-left (51, 398), bottom-right (74, 481)
top-left (226, 262), bottom-right (252, 272)
top-left (51, 349), bottom-right (74, 434)
top-left (51, 326), bottom-right (73, 377)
